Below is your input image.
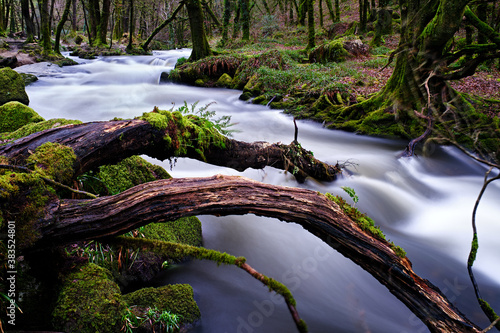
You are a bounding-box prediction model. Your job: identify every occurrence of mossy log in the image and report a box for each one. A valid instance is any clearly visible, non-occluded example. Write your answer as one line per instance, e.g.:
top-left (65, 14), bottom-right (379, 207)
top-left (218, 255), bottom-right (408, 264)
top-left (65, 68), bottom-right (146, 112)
top-left (0, 118), bottom-right (340, 182)
top-left (29, 175), bottom-right (480, 333)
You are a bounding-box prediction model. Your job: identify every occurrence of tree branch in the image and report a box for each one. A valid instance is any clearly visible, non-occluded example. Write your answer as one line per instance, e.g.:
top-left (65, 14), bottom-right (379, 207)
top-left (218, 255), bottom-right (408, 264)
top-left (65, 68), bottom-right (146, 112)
top-left (33, 175), bottom-right (480, 332)
top-left (111, 236), bottom-right (307, 332)
top-left (141, 1), bottom-right (186, 50)
top-left (0, 117), bottom-right (340, 182)
top-left (468, 168), bottom-right (500, 331)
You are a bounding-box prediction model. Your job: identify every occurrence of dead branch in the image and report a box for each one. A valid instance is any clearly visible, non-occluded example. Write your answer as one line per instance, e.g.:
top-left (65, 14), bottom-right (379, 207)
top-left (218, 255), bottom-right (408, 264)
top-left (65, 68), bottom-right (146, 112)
top-left (31, 175), bottom-right (480, 333)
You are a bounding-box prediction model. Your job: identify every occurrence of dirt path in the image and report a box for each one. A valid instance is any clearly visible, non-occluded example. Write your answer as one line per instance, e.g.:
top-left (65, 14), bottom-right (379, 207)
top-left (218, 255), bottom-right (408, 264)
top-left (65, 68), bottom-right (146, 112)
top-left (0, 39), bottom-right (37, 67)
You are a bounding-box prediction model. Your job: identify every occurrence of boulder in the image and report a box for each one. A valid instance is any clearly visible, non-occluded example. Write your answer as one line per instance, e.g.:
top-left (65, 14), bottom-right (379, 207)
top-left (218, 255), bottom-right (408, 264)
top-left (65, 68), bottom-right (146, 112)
top-left (0, 67), bottom-right (29, 105)
top-left (0, 101), bottom-right (44, 133)
top-left (0, 55), bottom-right (18, 68)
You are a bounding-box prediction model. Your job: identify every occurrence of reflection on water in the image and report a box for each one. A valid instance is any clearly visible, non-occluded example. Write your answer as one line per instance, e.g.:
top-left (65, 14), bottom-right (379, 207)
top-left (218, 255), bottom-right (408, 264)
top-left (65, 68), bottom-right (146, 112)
top-left (17, 50), bottom-right (500, 333)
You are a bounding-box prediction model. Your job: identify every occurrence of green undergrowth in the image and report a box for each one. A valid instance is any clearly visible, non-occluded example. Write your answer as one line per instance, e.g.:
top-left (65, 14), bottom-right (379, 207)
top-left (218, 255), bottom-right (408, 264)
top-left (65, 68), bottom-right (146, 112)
top-left (326, 193), bottom-right (407, 258)
top-left (96, 155), bottom-right (171, 195)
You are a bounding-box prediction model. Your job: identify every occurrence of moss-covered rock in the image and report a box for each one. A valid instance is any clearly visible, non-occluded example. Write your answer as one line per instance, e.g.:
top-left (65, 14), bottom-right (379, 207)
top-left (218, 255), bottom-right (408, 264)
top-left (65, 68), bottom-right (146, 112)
top-left (123, 284), bottom-right (201, 324)
top-left (309, 39), bottom-right (350, 63)
top-left (19, 72), bottom-right (38, 86)
top-left (142, 217), bottom-right (202, 247)
top-left (216, 73), bottom-right (233, 87)
top-left (0, 101), bottom-right (43, 133)
top-left (243, 74), bottom-right (263, 96)
top-left (0, 67), bottom-right (30, 105)
top-left (97, 155), bottom-right (172, 195)
top-left (52, 263), bottom-right (127, 333)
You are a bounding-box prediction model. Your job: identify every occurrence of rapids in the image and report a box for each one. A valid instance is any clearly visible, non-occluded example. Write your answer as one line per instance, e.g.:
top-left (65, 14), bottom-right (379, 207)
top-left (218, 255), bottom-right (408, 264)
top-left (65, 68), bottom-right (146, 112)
top-left (16, 50), bottom-right (500, 333)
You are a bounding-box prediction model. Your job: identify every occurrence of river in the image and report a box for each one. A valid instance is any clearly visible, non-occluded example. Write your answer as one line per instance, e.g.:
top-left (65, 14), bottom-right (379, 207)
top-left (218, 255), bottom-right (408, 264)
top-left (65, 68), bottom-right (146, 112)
top-left (16, 50), bottom-right (500, 333)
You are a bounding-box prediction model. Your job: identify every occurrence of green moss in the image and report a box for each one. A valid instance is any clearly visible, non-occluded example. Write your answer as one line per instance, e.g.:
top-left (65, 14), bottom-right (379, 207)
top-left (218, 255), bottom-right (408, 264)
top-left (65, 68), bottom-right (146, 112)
top-left (0, 118), bottom-right (82, 144)
top-left (216, 73), bottom-right (233, 87)
top-left (98, 155), bottom-right (172, 195)
top-left (468, 233), bottom-right (479, 267)
top-left (478, 298), bottom-right (500, 330)
top-left (309, 39), bottom-right (349, 63)
top-left (0, 67), bottom-right (30, 105)
top-left (26, 142), bottom-right (76, 184)
top-left (325, 193), bottom-right (406, 258)
top-left (19, 73), bottom-right (39, 86)
top-left (0, 101), bottom-right (44, 133)
top-left (0, 168), bottom-right (53, 248)
top-left (52, 263), bottom-right (127, 333)
top-left (1, 144), bottom-right (74, 249)
top-left (2, 144), bottom-right (75, 249)
top-left (142, 217), bottom-right (202, 246)
top-left (139, 108), bottom-right (227, 160)
top-left (123, 284), bottom-right (200, 324)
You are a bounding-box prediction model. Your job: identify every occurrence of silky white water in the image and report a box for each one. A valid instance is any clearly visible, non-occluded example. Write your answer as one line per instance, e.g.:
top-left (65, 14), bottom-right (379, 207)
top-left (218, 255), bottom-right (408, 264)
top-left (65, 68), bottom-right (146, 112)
top-left (16, 50), bottom-right (500, 333)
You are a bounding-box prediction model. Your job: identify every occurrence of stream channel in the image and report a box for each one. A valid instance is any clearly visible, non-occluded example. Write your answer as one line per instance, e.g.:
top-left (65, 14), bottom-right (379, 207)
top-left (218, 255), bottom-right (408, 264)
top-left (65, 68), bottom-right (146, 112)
top-left (16, 49), bottom-right (500, 333)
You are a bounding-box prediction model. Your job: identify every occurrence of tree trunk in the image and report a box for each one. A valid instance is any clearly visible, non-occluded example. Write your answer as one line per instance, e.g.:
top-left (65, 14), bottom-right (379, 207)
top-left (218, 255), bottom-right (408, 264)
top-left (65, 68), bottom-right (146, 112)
top-left (324, 0), bottom-right (335, 23)
top-left (39, 0), bottom-right (52, 55)
top-left (21, 0), bottom-right (35, 42)
top-left (232, 1), bottom-right (240, 38)
top-left (240, 0), bottom-right (250, 40)
top-left (54, 0), bottom-right (72, 54)
top-left (87, 0), bottom-right (99, 41)
top-left (14, 174), bottom-right (481, 333)
top-left (72, 0), bottom-right (77, 31)
top-left (220, 0), bottom-right (231, 46)
top-left (126, 0), bottom-right (133, 51)
top-left (306, 0), bottom-right (314, 49)
top-left (185, 0), bottom-right (212, 61)
top-left (334, 0), bottom-right (339, 22)
top-left (97, 0), bottom-right (111, 45)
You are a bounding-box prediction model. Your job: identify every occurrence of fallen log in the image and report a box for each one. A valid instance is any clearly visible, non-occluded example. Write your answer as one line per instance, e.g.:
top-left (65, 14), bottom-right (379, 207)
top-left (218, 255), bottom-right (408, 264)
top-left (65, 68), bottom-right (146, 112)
top-left (32, 175), bottom-right (480, 333)
top-left (0, 116), bottom-right (340, 182)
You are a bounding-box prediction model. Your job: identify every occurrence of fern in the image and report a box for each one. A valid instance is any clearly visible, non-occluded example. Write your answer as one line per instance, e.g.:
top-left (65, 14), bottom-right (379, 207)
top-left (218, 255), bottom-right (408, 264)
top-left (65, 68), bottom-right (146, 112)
top-left (341, 186), bottom-right (359, 205)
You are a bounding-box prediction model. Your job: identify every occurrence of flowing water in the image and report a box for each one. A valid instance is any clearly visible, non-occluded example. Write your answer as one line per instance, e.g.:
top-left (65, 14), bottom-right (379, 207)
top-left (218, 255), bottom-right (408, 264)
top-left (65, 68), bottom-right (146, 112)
top-left (16, 50), bottom-right (500, 333)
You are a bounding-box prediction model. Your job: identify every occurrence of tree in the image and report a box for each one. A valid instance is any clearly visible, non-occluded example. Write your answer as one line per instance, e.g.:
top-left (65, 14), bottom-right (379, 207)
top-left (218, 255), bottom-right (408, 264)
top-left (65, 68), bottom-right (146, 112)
top-left (0, 109), bottom-right (488, 332)
top-left (239, 0), bottom-right (250, 40)
top-left (54, 0), bottom-right (73, 54)
top-left (39, 0), bottom-right (52, 55)
top-left (185, 0), bottom-right (212, 61)
top-left (306, 0), bottom-right (314, 49)
top-left (326, 0), bottom-right (500, 163)
top-left (21, 0), bottom-right (35, 42)
top-left (86, 0), bottom-right (112, 45)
